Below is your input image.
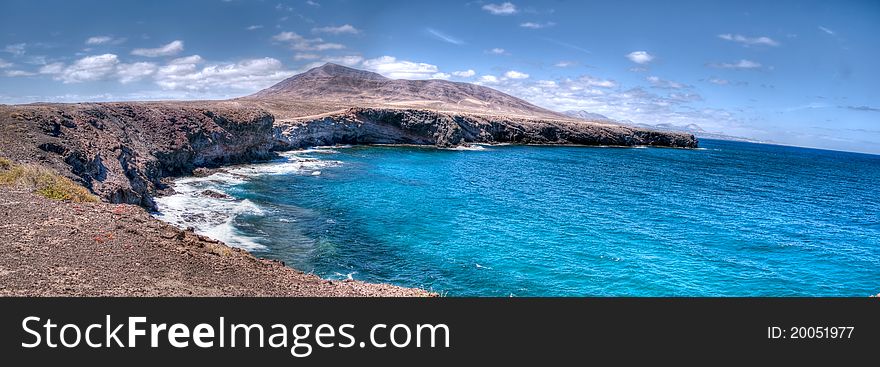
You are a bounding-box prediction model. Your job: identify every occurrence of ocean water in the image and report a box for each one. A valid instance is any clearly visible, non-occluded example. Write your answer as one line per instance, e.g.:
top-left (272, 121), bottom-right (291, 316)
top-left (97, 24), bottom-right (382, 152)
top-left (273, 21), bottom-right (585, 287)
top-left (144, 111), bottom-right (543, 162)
top-left (154, 140), bottom-right (880, 296)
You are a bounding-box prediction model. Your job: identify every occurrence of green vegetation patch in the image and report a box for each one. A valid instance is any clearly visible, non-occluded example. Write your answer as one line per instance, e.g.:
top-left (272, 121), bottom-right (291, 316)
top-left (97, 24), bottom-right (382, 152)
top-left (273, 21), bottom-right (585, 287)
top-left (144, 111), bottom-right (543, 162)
top-left (0, 157), bottom-right (97, 203)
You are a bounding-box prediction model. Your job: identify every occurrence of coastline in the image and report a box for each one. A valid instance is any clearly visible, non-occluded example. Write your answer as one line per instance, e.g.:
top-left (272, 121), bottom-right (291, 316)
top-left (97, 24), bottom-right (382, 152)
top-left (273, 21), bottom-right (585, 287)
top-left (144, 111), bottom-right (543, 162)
top-left (0, 102), bottom-right (695, 296)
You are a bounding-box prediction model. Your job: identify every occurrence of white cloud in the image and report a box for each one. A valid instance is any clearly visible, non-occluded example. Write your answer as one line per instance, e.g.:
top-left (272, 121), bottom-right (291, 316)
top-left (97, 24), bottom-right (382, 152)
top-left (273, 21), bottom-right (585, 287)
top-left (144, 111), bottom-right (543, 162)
top-left (40, 54), bottom-right (120, 83)
top-left (818, 26), bottom-right (835, 35)
top-left (426, 28), bottom-right (464, 45)
top-left (85, 36), bottom-right (125, 46)
top-left (452, 69), bottom-right (476, 78)
top-left (312, 24), bottom-right (360, 35)
top-left (479, 75), bottom-right (740, 133)
top-left (154, 56), bottom-right (205, 84)
top-left (554, 61), bottom-right (576, 67)
top-left (310, 43), bottom-right (344, 51)
top-left (38, 62), bottom-right (64, 75)
top-left (169, 55), bottom-right (204, 65)
top-left (707, 78), bottom-right (729, 85)
top-left (504, 70), bottom-right (529, 79)
top-left (131, 40), bottom-right (184, 57)
top-left (431, 72), bottom-right (451, 80)
top-left (86, 36), bottom-right (112, 45)
top-left (3, 43), bottom-right (27, 56)
top-left (154, 57), bottom-right (294, 91)
top-left (361, 56), bottom-right (444, 79)
top-left (488, 48), bottom-right (508, 55)
top-left (306, 0), bottom-right (320, 7)
top-left (626, 51), bottom-right (654, 64)
top-left (576, 75), bottom-right (616, 88)
top-left (520, 22), bottom-right (555, 29)
top-left (482, 2), bottom-right (518, 15)
top-left (4, 70), bottom-right (35, 77)
top-left (294, 53), bottom-right (321, 60)
top-left (246, 25), bottom-right (264, 31)
top-left (323, 55), bottom-right (365, 67)
top-left (718, 34), bottom-right (779, 47)
top-left (18, 51), bottom-right (288, 92)
top-left (709, 59), bottom-right (762, 70)
top-left (117, 62), bottom-right (158, 83)
top-left (272, 32), bottom-right (299, 41)
top-left (0, 58), bottom-right (11, 68)
top-left (478, 75), bottom-right (499, 84)
top-left (272, 32), bottom-right (344, 51)
top-left (646, 76), bottom-right (687, 89)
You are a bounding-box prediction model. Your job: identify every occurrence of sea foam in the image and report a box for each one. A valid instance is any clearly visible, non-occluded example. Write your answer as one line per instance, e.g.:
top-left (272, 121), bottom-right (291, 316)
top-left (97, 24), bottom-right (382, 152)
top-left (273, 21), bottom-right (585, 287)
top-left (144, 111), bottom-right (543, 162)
top-left (153, 152), bottom-right (340, 251)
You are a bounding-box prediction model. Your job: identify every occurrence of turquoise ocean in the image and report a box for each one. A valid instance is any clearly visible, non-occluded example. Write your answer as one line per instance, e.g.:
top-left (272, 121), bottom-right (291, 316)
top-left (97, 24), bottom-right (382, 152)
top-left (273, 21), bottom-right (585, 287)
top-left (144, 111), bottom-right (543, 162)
top-left (154, 139), bottom-right (880, 296)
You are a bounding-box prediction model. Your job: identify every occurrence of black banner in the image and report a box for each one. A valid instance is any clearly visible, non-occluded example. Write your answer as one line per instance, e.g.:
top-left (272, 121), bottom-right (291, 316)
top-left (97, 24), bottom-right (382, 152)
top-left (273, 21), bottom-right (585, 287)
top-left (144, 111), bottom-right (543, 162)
top-left (0, 298), bottom-right (876, 364)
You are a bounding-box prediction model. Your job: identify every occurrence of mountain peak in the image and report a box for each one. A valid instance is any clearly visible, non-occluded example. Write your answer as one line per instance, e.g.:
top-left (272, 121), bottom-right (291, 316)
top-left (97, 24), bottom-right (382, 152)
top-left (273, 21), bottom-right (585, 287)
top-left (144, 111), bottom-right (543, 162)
top-left (301, 62), bottom-right (388, 81)
top-left (246, 64), bottom-right (567, 119)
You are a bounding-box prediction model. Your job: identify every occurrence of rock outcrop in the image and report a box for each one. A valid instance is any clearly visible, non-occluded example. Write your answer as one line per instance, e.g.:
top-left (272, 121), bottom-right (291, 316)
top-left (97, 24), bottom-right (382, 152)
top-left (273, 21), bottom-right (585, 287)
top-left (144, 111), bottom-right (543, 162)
top-left (275, 108), bottom-right (698, 149)
top-left (0, 102), bottom-right (276, 209)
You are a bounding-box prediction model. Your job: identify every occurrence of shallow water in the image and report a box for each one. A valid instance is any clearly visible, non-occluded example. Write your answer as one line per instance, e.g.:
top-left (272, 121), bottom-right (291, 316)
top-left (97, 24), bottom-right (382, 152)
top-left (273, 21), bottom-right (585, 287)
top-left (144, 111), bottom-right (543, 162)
top-left (154, 140), bottom-right (880, 296)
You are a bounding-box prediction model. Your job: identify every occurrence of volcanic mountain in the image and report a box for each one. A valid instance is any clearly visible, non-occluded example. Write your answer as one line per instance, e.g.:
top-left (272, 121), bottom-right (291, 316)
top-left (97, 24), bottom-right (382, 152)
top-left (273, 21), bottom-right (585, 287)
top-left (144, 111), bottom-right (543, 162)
top-left (243, 63), bottom-right (568, 119)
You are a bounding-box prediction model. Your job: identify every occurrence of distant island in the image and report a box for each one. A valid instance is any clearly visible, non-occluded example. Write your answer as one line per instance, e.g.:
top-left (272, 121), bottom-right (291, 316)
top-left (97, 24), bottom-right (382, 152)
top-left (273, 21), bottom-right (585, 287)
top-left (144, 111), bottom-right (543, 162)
top-left (0, 63), bottom-right (696, 296)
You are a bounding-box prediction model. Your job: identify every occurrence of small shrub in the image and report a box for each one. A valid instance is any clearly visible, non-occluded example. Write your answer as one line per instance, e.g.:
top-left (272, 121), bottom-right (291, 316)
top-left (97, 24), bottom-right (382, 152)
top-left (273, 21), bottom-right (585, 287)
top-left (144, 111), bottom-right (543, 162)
top-left (0, 157), bottom-right (97, 203)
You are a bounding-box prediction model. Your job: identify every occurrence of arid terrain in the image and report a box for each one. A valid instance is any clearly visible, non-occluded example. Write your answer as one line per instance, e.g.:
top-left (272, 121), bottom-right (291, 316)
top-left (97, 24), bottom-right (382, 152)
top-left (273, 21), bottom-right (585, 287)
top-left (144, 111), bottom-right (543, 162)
top-left (0, 63), bottom-right (697, 296)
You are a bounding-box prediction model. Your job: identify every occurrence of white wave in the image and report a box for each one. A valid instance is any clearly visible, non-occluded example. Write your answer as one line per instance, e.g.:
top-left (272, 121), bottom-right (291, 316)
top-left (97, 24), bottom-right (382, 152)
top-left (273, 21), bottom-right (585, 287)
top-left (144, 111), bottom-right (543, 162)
top-left (332, 271), bottom-right (357, 280)
top-left (153, 152), bottom-right (342, 251)
top-left (228, 158), bottom-right (340, 177)
top-left (442, 144), bottom-right (489, 151)
top-left (174, 171), bottom-right (249, 188)
top-left (314, 144), bottom-right (353, 149)
top-left (473, 142), bottom-right (510, 146)
top-left (154, 191), bottom-right (266, 251)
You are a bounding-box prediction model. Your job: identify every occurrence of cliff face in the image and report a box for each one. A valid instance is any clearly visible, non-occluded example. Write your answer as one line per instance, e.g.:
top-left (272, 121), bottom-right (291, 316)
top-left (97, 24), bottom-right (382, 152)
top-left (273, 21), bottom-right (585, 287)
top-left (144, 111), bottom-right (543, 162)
top-left (275, 108), bottom-right (698, 149)
top-left (0, 103), bottom-right (276, 209)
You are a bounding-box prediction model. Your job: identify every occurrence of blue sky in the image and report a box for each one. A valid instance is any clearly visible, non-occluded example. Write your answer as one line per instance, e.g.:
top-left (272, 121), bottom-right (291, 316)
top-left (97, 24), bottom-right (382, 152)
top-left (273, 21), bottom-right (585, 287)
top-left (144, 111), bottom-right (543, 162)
top-left (1, 0), bottom-right (878, 154)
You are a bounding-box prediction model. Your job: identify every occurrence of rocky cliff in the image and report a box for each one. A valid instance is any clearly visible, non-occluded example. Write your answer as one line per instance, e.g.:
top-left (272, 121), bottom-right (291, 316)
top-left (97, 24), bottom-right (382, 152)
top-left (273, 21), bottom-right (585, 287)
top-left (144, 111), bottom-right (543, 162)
top-left (0, 102), bottom-right (276, 209)
top-left (275, 108), bottom-right (697, 148)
